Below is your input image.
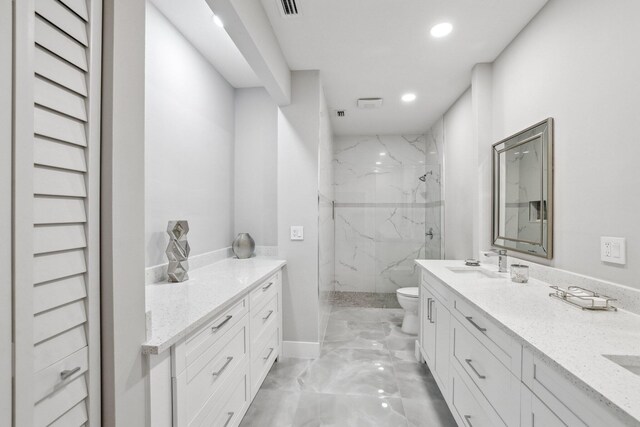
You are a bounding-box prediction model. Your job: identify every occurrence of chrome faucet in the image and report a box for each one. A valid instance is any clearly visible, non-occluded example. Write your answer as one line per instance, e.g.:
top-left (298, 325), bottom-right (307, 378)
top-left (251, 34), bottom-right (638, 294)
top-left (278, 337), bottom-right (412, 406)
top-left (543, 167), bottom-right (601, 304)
top-left (485, 249), bottom-right (508, 273)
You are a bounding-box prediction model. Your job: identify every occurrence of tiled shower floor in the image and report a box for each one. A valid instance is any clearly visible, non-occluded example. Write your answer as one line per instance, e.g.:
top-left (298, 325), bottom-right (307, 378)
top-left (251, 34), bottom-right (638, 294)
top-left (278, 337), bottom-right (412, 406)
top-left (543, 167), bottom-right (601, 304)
top-left (239, 307), bottom-right (457, 427)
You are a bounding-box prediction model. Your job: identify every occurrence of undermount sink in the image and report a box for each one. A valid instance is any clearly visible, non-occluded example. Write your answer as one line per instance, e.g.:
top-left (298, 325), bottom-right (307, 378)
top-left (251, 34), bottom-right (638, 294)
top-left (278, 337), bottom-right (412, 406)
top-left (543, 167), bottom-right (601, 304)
top-left (446, 266), bottom-right (503, 279)
top-left (603, 355), bottom-right (640, 377)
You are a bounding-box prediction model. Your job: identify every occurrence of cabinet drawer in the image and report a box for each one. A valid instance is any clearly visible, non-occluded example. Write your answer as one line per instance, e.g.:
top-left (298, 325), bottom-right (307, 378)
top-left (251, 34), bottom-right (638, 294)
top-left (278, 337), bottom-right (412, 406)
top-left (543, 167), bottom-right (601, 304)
top-left (451, 366), bottom-right (506, 427)
top-left (453, 297), bottom-right (522, 376)
top-left (251, 325), bottom-right (279, 397)
top-left (190, 361), bottom-right (250, 427)
top-left (251, 293), bottom-right (279, 342)
top-left (249, 271), bottom-right (280, 312)
top-left (34, 346), bottom-right (88, 402)
top-left (185, 314), bottom-right (249, 420)
top-left (452, 318), bottom-right (520, 426)
top-left (186, 298), bottom-right (248, 366)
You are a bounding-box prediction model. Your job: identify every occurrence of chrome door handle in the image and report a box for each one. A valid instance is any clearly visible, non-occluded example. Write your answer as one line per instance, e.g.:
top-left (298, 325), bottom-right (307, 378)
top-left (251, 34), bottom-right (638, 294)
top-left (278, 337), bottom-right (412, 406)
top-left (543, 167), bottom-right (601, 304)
top-left (465, 316), bottom-right (487, 333)
top-left (212, 315), bottom-right (232, 332)
top-left (465, 359), bottom-right (486, 379)
top-left (262, 310), bottom-right (274, 321)
top-left (263, 347), bottom-right (274, 360)
top-left (464, 415), bottom-right (473, 427)
top-left (426, 297), bottom-right (432, 320)
top-left (262, 282), bottom-right (274, 291)
top-left (429, 299), bottom-right (435, 324)
top-left (60, 366), bottom-right (81, 380)
top-left (212, 357), bottom-right (233, 377)
top-left (222, 412), bottom-right (234, 427)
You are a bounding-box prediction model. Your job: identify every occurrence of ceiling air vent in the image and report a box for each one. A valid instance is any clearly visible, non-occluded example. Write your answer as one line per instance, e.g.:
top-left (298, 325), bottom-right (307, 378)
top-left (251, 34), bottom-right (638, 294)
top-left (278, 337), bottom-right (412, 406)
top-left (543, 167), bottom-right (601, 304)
top-left (278, 0), bottom-right (301, 16)
top-left (336, 110), bottom-right (346, 118)
top-left (357, 98), bottom-right (383, 109)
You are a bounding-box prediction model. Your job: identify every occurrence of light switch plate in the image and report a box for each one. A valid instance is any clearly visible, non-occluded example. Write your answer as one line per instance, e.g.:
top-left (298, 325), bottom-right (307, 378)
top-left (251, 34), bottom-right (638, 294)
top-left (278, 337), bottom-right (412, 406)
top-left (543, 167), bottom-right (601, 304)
top-left (290, 226), bottom-right (304, 241)
top-left (601, 236), bottom-right (626, 265)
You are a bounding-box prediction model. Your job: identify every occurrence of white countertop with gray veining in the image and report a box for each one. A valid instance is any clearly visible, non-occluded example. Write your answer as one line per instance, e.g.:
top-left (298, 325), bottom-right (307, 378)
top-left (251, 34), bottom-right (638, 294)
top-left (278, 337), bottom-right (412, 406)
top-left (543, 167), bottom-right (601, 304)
top-left (416, 260), bottom-right (640, 426)
top-left (142, 257), bottom-right (286, 355)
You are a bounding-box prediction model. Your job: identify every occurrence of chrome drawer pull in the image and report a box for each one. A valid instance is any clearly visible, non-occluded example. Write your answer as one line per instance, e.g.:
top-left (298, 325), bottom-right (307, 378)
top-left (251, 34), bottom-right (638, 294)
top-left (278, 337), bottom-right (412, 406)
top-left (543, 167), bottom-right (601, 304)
top-left (426, 297), bottom-right (433, 320)
top-left (262, 310), bottom-right (274, 321)
top-left (465, 316), bottom-right (487, 333)
top-left (60, 366), bottom-right (81, 380)
top-left (212, 357), bottom-right (234, 377)
top-left (429, 299), bottom-right (435, 324)
top-left (464, 415), bottom-right (473, 427)
top-left (263, 347), bottom-right (274, 360)
top-left (223, 412), bottom-right (234, 427)
top-left (465, 359), bottom-right (486, 379)
top-left (262, 282), bottom-right (274, 291)
top-left (212, 315), bottom-right (233, 332)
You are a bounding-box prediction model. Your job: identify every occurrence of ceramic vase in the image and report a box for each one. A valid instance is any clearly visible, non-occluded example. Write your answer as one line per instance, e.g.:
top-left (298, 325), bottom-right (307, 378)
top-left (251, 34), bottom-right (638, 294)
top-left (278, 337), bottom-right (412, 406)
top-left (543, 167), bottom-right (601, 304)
top-left (232, 233), bottom-right (255, 259)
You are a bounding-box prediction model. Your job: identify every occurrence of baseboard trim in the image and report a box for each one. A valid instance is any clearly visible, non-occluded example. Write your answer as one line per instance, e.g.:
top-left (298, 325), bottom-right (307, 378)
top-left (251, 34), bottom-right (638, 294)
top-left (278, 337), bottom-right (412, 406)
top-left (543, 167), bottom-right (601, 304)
top-left (282, 341), bottom-right (320, 359)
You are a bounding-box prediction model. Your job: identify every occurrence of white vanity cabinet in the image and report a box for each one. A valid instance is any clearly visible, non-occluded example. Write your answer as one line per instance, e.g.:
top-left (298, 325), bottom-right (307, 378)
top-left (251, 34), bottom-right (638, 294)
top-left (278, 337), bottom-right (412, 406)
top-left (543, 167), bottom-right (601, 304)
top-left (419, 271), bottom-right (451, 394)
top-left (147, 268), bottom-right (283, 427)
top-left (418, 267), bottom-right (633, 427)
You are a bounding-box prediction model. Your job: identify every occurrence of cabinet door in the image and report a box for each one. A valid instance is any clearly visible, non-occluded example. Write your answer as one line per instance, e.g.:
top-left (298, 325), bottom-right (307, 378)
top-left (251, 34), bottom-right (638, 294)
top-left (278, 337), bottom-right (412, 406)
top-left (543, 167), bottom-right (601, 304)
top-left (433, 298), bottom-right (450, 392)
top-left (522, 388), bottom-right (570, 427)
top-left (13, 0), bottom-right (102, 425)
top-left (421, 287), bottom-right (436, 365)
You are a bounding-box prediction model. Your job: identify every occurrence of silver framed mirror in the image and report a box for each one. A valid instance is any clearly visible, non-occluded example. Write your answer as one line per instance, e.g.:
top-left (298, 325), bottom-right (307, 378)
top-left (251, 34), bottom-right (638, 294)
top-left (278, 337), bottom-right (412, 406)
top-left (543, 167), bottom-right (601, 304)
top-left (492, 118), bottom-right (553, 259)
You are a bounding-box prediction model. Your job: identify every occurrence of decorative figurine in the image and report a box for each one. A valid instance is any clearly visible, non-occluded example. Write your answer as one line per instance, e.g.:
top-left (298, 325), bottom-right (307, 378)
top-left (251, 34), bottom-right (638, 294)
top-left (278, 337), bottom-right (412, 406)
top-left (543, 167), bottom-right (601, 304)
top-left (166, 220), bottom-right (190, 282)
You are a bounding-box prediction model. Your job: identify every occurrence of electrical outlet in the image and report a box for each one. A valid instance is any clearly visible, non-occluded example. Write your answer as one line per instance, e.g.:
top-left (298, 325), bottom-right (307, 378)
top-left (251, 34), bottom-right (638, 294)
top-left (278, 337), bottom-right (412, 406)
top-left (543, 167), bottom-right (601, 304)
top-left (290, 226), bottom-right (304, 241)
top-left (601, 237), bottom-right (626, 265)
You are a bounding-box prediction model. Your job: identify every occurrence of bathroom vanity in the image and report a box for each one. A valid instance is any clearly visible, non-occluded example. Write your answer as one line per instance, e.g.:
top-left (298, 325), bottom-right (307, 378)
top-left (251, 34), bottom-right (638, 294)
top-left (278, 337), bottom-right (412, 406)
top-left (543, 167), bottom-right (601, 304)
top-left (417, 260), bottom-right (640, 427)
top-left (143, 257), bottom-right (286, 427)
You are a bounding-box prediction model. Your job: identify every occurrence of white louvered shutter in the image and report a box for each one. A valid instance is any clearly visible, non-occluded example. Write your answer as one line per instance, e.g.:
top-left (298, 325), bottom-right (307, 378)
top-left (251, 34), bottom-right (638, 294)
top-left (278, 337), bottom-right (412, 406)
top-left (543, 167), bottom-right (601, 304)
top-left (13, 0), bottom-right (102, 425)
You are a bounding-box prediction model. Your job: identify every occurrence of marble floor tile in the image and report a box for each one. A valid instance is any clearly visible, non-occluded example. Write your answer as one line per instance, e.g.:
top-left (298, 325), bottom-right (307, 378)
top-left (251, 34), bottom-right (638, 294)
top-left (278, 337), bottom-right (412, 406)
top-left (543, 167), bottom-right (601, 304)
top-left (297, 348), bottom-right (399, 397)
top-left (393, 361), bottom-right (443, 400)
top-left (239, 389), bottom-right (300, 427)
top-left (383, 323), bottom-right (418, 353)
top-left (402, 398), bottom-right (457, 427)
top-left (291, 392), bottom-right (408, 427)
top-left (390, 349), bottom-right (420, 363)
top-left (239, 307), bottom-right (456, 427)
top-left (323, 319), bottom-right (387, 342)
top-left (260, 357), bottom-right (312, 392)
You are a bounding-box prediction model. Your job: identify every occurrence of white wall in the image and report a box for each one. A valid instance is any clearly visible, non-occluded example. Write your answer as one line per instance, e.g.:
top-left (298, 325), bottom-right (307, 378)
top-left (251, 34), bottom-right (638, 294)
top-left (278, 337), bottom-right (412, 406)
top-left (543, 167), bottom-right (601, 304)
top-left (318, 87), bottom-right (334, 341)
top-left (441, 0), bottom-right (640, 289)
top-left (145, 3), bottom-right (235, 267)
top-left (0, 0), bottom-right (11, 423)
top-left (489, 0), bottom-right (640, 287)
top-left (234, 87), bottom-right (278, 245)
top-left (443, 88), bottom-right (474, 259)
top-left (278, 71), bottom-right (321, 345)
top-left (101, 0), bottom-right (147, 424)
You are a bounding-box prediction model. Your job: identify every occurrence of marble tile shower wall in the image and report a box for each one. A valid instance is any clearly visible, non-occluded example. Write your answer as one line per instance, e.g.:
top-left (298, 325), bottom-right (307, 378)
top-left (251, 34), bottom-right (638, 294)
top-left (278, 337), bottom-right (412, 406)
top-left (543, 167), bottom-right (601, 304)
top-left (334, 129), bottom-right (444, 293)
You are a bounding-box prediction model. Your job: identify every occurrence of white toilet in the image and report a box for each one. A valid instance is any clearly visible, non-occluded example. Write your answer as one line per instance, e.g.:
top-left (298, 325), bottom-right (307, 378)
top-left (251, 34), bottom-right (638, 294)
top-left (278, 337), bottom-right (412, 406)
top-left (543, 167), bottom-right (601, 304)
top-left (396, 287), bottom-right (419, 335)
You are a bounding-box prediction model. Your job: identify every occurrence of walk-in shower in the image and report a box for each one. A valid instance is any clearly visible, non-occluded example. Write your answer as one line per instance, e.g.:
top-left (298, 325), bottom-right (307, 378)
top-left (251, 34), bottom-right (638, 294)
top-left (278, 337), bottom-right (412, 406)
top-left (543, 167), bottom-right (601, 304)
top-left (331, 126), bottom-right (444, 305)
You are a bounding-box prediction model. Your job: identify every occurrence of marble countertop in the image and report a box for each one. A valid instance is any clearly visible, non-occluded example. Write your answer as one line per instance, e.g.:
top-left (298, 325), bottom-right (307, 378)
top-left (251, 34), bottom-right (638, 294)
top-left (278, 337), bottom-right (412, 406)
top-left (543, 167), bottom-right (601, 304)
top-left (416, 260), bottom-right (640, 426)
top-left (142, 257), bottom-right (286, 355)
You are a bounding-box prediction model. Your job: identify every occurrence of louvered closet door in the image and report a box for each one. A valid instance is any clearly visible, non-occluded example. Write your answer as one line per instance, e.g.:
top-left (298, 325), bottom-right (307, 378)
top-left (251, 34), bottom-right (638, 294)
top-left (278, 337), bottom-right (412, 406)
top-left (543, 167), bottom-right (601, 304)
top-left (13, 0), bottom-right (102, 426)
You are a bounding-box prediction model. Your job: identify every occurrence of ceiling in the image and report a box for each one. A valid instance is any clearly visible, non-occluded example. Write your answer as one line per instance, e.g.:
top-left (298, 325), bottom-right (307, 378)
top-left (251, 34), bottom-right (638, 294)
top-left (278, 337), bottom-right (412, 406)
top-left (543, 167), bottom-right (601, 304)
top-left (150, 0), bottom-right (261, 88)
top-left (261, 0), bottom-right (548, 135)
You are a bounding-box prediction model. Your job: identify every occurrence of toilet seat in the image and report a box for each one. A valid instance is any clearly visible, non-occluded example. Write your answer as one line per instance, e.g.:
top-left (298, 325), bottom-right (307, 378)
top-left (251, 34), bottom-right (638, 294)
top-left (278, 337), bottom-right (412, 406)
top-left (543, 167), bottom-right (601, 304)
top-left (396, 287), bottom-right (419, 298)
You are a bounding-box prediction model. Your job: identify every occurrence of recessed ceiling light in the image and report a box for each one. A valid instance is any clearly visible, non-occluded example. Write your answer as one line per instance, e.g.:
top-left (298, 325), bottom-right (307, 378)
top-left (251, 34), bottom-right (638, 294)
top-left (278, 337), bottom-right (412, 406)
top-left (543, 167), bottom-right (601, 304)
top-left (430, 22), bottom-right (452, 38)
top-left (376, 161), bottom-right (382, 165)
top-left (401, 93), bottom-right (416, 102)
top-left (213, 14), bottom-right (224, 28)
top-left (379, 152), bottom-right (386, 156)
